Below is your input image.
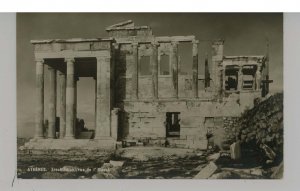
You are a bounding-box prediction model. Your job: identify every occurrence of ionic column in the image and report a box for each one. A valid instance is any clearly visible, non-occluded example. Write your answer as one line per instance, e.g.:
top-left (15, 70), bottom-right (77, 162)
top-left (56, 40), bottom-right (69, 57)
top-left (58, 71), bottom-right (66, 138)
top-left (34, 59), bottom-right (44, 138)
top-left (131, 43), bottom-right (139, 100)
top-left (65, 58), bottom-right (75, 139)
top-left (212, 40), bottom-right (224, 95)
top-left (94, 76), bottom-right (97, 129)
top-left (75, 76), bottom-right (79, 126)
top-left (111, 108), bottom-right (120, 140)
top-left (48, 66), bottom-right (57, 139)
top-left (222, 66), bottom-right (226, 91)
top-left (95, 56), bottom-right (111, 139)
top-left (170, 41), bottom-right (179, 98)
top-left (151, 42), bottom-right (159, 99)
top-left (192, 40), bottom-right (199, 98)
top-left (238, 67), bottom-right (243, 91)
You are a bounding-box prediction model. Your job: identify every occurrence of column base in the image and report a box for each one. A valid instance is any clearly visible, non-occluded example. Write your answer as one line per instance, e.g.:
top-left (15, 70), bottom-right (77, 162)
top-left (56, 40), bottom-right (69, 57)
top-left (64, 136), bottom-right (75, 139)
top-left (94, 136), bottom-right (114, 140)
top-left (33, 136), bottom-right (44, 139)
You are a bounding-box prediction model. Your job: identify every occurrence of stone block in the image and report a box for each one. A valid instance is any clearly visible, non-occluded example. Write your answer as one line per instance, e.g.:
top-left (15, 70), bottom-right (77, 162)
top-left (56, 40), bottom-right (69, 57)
top-left (193, 162), bottom-right (218, 179)
top-left (77, 131), bottom-right (94, 139)
top-left (116, 141), bottom-right (123, 149)
top-left (109, 160), bottom-right (124, 167)
top-left (206, 152), bottom-right (220, 161)
top-left (230, 142), bottom-right (241, 160)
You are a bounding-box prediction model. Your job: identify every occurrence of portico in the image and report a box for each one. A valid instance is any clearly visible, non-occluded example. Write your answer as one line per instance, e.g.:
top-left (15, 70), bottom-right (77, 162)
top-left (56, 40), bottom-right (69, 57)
top-left (32, 38), bottom-right (116, 142)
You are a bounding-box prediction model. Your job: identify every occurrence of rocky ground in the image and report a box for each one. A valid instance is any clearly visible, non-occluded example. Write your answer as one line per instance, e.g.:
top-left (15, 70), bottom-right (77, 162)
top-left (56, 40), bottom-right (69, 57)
top-left (17, 147), bottom-right (206, 179)
top-left (17, 146), bottom-right (282, 179)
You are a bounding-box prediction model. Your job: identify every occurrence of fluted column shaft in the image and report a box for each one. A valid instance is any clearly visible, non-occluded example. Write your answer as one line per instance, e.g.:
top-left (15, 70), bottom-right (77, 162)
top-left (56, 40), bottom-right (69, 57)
top-left (34, 59), bottom-right (44, 138)
top-left (131, 43), bottom-right (139, 100)
top-left (65, 58), bottom-right (75, 139)
top-left (192, 40), bottom-right (199, 98)
top-left (48, 66), bottom-right (57, 138)
top-left (151, 42), bottom-right (159, 99)
top-left (95, 56), bottom-right (111, 138)
top-left (58, 71), bottom-right (66, 138)
top-left (170, 41), bottom-right (179, 98)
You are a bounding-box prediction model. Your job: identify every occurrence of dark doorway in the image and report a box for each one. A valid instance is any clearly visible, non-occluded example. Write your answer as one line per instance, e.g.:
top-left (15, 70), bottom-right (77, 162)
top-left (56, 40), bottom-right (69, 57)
top-left (166, 112), bottom-right (180, 137)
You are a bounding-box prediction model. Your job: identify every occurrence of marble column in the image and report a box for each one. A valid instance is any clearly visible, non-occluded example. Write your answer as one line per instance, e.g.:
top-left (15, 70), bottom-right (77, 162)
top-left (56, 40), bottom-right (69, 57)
top-left (131, 43), bottom-right (139, 100)
top-left (58, 71), bottom-right (66, 138)
top-left (192, 40), bottom-right (199, 98)
top-left (222, 66), bottom-right (226, 91)
top-left (34, 59), bottom-right (45, 138)
top-left (95, 56), bottom-right (111, 139)
top-left (151, 42), bottom-right (159, 99)
top-left (170, 41), bottom-right (179, 98)
top-left (75, 76), bottom-right (78, 129)
top-left (94, 77), bottom-right (97, 130)
top-left (212, 40), bottom-right (224, 95)
top-left (48, 66), bottom-right (57, 139)
top-left (111, 108), bottom-right (120, 140)
top-left (238, 67), bottom-right (243, 91)
top-left (65, 58), bottom-right (75, 139)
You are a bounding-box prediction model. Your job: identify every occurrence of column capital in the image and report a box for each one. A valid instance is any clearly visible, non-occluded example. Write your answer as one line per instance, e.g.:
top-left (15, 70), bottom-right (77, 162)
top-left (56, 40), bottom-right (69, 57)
top-left (171, 41), bottom-right (179, 46)
top-left (151, 41), bottom-right (160, 47)
top-left (192, 40), bottom-right (199, 44)
top-left (212, 39), bottom-right (225, 45)
top-left (35, 58), bottom-right (44, 63)
top-left (48, 65), bottom-right (56, 70)
top-left (112, 42), bottom-right (119, 49)
top-left (111, 108), bottom-right (121, 115)
top-left (96, 55), bottom-right (111, 62)
top-left (58, 70), bottom-right (65, 75)
top-left (64, 57), bottom-right (75, 63)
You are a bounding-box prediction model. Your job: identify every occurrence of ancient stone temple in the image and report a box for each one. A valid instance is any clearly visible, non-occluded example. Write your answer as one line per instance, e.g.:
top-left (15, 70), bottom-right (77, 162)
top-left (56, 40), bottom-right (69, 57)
top-left (27, 20), bottom-right (271, 150)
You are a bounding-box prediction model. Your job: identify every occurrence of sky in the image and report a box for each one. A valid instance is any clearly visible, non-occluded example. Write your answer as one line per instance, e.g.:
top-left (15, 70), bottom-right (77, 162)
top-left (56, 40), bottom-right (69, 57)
top-left (17, 13), bottom-right (283, 138)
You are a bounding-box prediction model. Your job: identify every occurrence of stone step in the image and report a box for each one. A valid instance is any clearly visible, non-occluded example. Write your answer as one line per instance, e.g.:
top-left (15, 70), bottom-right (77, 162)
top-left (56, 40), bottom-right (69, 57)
top-left (77, 131), bottom-right (94, 139)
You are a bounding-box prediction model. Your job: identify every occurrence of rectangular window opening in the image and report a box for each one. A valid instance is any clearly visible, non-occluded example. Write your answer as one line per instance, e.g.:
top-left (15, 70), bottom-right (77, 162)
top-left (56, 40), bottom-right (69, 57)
top-left (139, 56), bottom-right (151, 76)
top-left (178, 42), bottom-right (193, 75)
top-left (166, 112), bottom-right (180, 137)
top-left (242, 65), bottom-right (257, 90)
top-left (225, 65), bottom-right (239, 91)
top-left (160, 54), bottom-right (170, 75)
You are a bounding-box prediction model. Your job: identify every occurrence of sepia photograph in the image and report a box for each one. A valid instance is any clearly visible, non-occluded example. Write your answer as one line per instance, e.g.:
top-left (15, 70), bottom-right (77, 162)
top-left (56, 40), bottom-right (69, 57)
top-left (16, 13), bottom-right (283, 179)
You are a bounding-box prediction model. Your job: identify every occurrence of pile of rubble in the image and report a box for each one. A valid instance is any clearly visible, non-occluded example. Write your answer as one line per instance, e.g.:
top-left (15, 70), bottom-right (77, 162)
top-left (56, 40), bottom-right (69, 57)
top-left (237, 93), bottom-right (283, 163)
top-left (194, 93), bottom-right (284, 179)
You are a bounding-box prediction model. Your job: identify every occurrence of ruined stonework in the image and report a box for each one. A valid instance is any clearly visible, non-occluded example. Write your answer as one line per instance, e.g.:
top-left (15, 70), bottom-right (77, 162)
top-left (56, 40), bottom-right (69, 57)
top-left (27, 20), bottom-right (272, 150)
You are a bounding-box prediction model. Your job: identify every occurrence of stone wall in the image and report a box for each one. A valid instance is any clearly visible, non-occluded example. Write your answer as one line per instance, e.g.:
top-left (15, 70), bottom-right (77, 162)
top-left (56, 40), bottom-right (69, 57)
top-left (223, 117), bottom-right (240, 145)
top-left (116, 99), bottom-right (250, 149)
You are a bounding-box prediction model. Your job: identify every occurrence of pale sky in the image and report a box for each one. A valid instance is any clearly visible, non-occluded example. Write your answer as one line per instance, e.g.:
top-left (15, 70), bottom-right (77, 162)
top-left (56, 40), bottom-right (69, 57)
top-left (17, 13), bottom-right (283, 137)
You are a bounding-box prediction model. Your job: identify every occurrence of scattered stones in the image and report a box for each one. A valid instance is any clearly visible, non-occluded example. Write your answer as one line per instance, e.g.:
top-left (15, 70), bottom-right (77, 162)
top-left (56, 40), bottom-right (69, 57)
top-left (260, 143), bottom-right (276, 160)
top-left (193, 162), bottom-right (218, 179)
top-left (206, 152), bottom-right (220, 161)
top-left (109, 160), bottom-right (124, 167)
top-left (196, 151), bottom-right (204, 156)
top-left (250, 168), bottom-right (263, 176)
top-left (209, 171), bottom-right (236, 179)
top-left (192, 163), bottom-right (207, 172)
top-left (270, 162), bottom-right (283, 179)
top-left (116, 141), bottom-right (123, 149)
